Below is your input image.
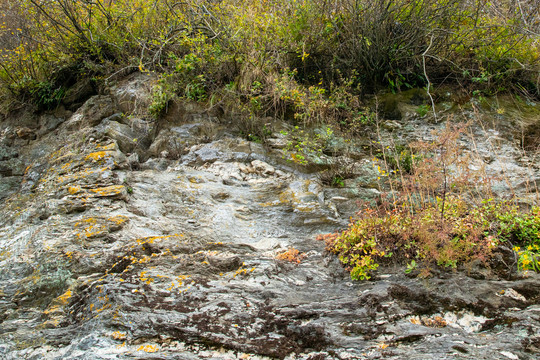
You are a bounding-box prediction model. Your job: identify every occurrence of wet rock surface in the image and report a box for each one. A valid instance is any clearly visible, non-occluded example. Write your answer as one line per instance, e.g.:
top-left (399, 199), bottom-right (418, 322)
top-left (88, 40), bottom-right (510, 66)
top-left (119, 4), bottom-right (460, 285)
top-left (1, 80), bottom-right (539, 359)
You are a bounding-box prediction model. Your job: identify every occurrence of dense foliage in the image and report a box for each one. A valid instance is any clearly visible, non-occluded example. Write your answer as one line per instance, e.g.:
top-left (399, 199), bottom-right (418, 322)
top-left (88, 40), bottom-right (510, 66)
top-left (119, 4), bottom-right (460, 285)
top-left (0, 0), bottom-right (538, 116)
top-left (324, 199), bottom-right (540, 280)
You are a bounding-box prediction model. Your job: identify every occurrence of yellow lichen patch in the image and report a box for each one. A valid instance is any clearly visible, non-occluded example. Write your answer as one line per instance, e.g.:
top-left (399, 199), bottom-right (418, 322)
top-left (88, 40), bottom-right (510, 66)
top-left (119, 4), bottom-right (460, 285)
top-left (112, 308), bottom-right (121, 319)
top-left (76, 223), bottom-right (106, 239)
top-left (111, 331), bottom-right (127, 341)
top-left (57, 168), bottom-right (104, 186)
top-left (90, 185), bottom-right (126, 198)
top-left (102, 234), bottom-right (187, 288)
top-left (422, 316), bottom-right (447, 328)
top-left (94, 303), bottom-right (112, 313)
top-left (49, 148), bottom-right (68, 160)
top-left (138, 255), bottom-right (153, 264)
top-left (43, 304), bottom-right (62, 315)
top-left (278, 190), bottom-right (296, 204)
top-left (135, 234), bottom-right (181, 245)
top-left (52, 151), bottom-right (76, 165)
top-left (293, 204), bottom-right (317, 213)
top-left (57, 289), bottom-right (72, 305)
top-left (188, 176), bottom-right (205, 184)
top-left (232, 263), bottom-right (253, 278)
top-left (108, 215), bottom-right (129, 226)
top-left (0, 250), bottom-right (11, 260)
top-left (43, 289), bottom-right (73, 316)
top-left (77, 229), bottom-right (106, 239)
top-left (87, 294), bottom-right (113, 317)
top-left (409, 315), bottom-right (447, 328)
top-left (137, 344), bottom-right (159, 353)
top-left (68, 185), bottom-right (82, 195)
top-left (85, 151), bottom-right (110, 162)
top-left (97, 143), bottom-right (117, 151)
top-left (163, 274), bottom-right (192, 292)
top-left (42, 318), bottom-right (61, 328)
top-left (75, 215), bottom-right (128, 239)
top-left (259, 200), bottom-right (280, 207)
top-left (74, 217), bottom-right (98, 227)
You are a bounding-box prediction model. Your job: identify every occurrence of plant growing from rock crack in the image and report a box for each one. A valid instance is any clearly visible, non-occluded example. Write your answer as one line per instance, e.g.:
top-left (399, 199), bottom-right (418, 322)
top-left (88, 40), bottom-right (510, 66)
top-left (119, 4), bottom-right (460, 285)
top-left (281, 125), bottom-right (335, 166)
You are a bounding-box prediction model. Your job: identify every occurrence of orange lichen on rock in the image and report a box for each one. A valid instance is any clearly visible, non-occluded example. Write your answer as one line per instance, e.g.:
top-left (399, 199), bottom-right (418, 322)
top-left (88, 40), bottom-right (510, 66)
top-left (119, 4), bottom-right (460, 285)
top-left (134, 234), bottom-right (181, 245)
top-left (57, 289), bottom-right (72, 305)
top-left (137, 344), bottom-right (159, 352)
top-left (68, 185), bottom-right (82, 195)
top-left (74, 217), bottom-right (98, 227)
top-left (410, 315), bottom-right (447, 328)
top-left (51, 151), bottom-right (76, 165)
top-left (111, 331), bottom-right (127, 340)
top-left (43, 289), bottom-right (73, 316)
top-left (97, 143), bottom-right (117, 151)
top-left (57, 168), bottom-right (101, 185)
top-left (75, 215), bottom-right (129, 239)
top-left (90, 185), bottom-right (127, 198)
top-left (108, 215), bottom-right (129, 229)
top-left (85, 151), bottom-right (110, 162)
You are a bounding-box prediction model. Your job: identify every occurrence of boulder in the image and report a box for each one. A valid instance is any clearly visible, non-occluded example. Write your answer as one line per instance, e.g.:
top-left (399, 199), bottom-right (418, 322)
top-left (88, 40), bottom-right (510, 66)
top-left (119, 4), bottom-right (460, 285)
top-left (95, 118), bottom-right (140, 153)
top-left (64, 95), bottom-right (116, 131)
top-left (109, 72), bottom-right (156, 114)
top-left (251, 160), bottom-right (275, 175)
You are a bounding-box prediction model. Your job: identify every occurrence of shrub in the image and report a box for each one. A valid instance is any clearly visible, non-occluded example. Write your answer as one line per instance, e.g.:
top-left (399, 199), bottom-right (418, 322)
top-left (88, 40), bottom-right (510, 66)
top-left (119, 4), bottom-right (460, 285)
top-left (1, 0), bottom-right (538, 112)
top-left (326, 197), bottom-right (540, 280)
top-left (148, 83), bottom-right (174, 118)
top-left (328, 120), bottom-right (540, 280)
top-left (281, 125), bottom-right (336, 165)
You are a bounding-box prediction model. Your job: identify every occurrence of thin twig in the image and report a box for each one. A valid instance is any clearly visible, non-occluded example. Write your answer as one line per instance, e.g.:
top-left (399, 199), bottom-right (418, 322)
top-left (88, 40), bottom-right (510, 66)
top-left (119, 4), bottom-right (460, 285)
top-left (422, 33), bottom-right (437, 122)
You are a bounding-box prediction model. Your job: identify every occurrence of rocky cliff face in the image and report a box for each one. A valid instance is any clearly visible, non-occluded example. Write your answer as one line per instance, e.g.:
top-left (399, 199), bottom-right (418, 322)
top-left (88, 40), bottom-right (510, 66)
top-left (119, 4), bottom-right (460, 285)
top-left (1, 74), bottom-right (539, 359)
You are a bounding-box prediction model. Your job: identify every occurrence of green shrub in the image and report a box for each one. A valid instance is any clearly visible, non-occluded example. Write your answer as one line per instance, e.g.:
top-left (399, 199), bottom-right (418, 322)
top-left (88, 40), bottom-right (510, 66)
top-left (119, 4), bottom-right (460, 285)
top-left (281, 125), bottom-right (336, 165)
top-left (327, 198), bottom-right (540, 280)
top-left (148, 83), bottom-right (174, 118)
top-left (1, 0), bottom-right (537, 113)
top-left (374, 143), bottom-right (418, 175)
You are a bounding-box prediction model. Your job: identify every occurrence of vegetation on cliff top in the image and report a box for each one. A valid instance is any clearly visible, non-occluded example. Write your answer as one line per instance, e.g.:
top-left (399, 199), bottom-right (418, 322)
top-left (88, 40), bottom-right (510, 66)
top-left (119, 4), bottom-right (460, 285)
top-left (0, 0), bottom-right (538, 116)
